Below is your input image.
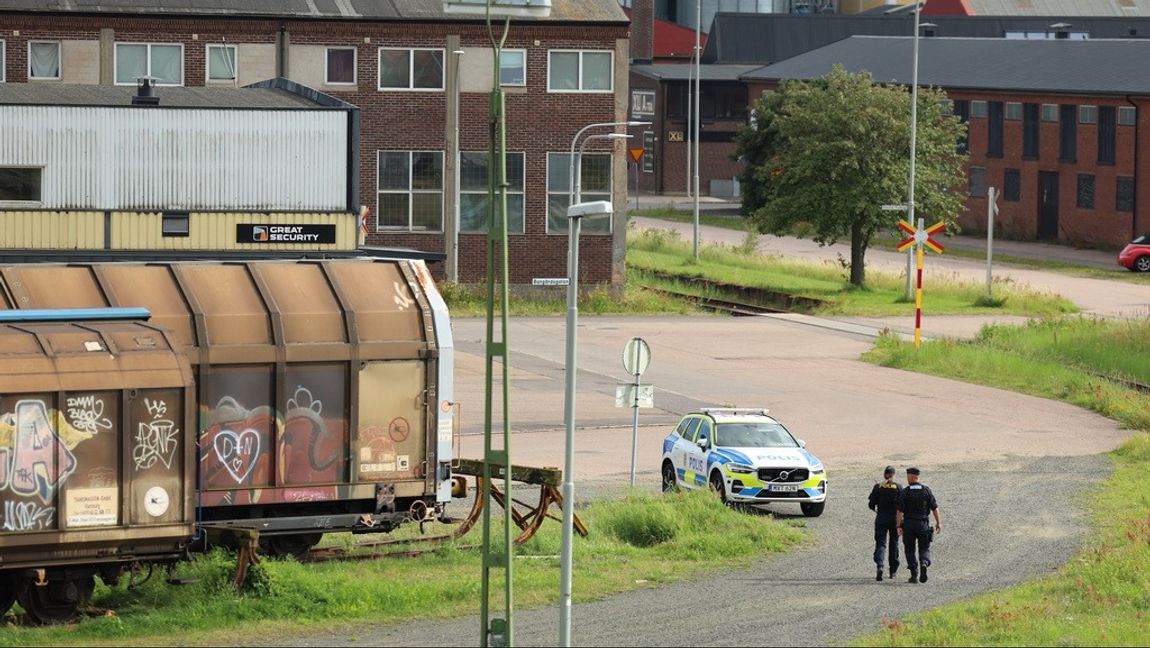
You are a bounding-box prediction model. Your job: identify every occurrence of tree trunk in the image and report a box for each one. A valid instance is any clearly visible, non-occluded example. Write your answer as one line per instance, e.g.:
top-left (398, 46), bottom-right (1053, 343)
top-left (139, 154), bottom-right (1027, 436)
top-left (850, 218), bottom-right (866, 287)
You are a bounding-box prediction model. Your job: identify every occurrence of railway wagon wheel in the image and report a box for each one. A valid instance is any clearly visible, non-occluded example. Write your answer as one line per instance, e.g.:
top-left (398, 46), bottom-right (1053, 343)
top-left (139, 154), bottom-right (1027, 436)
top-left (260, 533), bottom-right (323, 561)
top-left (16, 575), bottom-right (95, 625)
top-left (0, 572), bottom-right (16, 617)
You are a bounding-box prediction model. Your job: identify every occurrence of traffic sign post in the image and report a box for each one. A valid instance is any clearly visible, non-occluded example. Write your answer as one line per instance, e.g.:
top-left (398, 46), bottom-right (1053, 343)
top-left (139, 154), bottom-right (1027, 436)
top-left (629, 147), bottom-right (644, 212)
top-left (622, 337), bottom-right (651, 487)
top-left (895, 218), bottom-right (945, 349)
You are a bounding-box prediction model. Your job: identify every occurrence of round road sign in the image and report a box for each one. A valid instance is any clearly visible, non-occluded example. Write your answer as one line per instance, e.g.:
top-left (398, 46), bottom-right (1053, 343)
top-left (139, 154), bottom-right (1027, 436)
top-left (623, 337), bottom-right (651, 376)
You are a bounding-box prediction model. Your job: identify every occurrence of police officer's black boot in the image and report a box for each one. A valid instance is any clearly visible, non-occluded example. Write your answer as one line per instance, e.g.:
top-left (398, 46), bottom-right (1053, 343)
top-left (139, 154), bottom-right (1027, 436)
top-left (889, 564), bottom-right (898, 580)
top-left (876, 566), bottom-right (883, 582)
top-left (908, 568), bottom-right (918, 584)
top-left (920, 564), bottom-right (928, 583)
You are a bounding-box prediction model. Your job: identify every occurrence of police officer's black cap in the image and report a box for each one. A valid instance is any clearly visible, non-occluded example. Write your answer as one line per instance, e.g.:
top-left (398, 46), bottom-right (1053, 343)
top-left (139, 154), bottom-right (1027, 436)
top-left (883, 465), bottom-right (895, 475)
top-left (906, 467), bottom-right (921, 475)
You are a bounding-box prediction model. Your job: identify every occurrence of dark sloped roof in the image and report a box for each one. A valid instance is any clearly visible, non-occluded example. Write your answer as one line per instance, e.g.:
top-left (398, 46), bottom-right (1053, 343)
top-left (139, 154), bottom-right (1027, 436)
top-left (0, 83), bottom-right (343, 109)
top-left (703, 13), bottom-right (1150, 64)
top-left (0, 0), bottom-right (627, 22)
top-left (631, 64), bottom-right (760, 82)
top-left (742, 36), bottom-right (1150, 96)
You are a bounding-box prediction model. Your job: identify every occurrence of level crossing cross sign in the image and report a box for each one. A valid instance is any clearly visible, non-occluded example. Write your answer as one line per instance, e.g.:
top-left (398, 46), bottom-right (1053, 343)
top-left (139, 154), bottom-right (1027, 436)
top-left (896, 219), bottom-right (945, 254)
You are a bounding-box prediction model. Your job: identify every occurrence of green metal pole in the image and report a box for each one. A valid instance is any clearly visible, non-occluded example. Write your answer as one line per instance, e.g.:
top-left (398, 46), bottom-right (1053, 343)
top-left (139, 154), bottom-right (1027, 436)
top-left (480, 8), bottom-right (513, 645)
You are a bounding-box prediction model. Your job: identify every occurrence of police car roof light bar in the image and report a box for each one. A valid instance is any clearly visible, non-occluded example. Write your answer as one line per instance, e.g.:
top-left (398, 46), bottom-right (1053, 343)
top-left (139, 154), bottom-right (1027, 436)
top-left (700, 407), bottom-right (770, 417)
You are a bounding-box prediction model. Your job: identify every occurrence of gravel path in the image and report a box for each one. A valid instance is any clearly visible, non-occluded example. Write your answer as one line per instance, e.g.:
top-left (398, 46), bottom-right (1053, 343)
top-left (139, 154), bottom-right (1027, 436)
top-left (260, 455), bottom-right (1105, 647)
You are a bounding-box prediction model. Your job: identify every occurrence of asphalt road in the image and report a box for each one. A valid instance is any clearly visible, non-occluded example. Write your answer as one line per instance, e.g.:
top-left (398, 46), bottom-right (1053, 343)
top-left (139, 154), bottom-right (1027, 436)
top-left (247, 222), bottom-right (1146, 647)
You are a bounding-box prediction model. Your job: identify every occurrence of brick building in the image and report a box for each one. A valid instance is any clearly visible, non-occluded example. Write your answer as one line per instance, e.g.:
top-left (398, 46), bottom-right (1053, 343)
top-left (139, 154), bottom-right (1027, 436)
top-left (0, 1), bottom-right (631, 286)
top-left (744, 36), bottom-right (1150, 247)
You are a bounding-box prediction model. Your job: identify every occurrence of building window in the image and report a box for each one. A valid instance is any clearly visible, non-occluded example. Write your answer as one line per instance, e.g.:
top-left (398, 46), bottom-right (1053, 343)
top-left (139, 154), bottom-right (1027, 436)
top-left (1059, 104), bottom-right (1077, 162)
top-left (459, 151), bottom-right (525, 233)
top-left (162, 212), bottom-right (190, 237)
top-left (969, 166), bottom-right (987, 198)
top-left (546, 152), bottom-right (612, 234)
top-left (1003, 168), bottom-right (1021, 202)
top-left (500, 50), bottom-right (526, 86)
top-left (0, 40), bottom-right (5, 82)
top-left (28, 41), bottom-right (61, 80)
top-left (970, 100), bottom-right (988, 118)
top-left (1117, 176), bottom-right (1135, 212)
top-left (666, 83), bottom-right (747, 120)
top-left (987, 101), bottom-right (1003, 158)
top-left (1098, 106), bottom-right (1116, 165)
top-left (115, 43), bottom-right (184, 86)
top-left (377, 151), bottom-right (443, 232)
top-left (1041, 103), bottom-right (1059, 122)
top-left (1022, 103), bottom-right (1039, 160)
top-left (326, 47), bottom-right (356, 85)
top-left (1118, 106), bottom-right (1137, 126)
top-left (1076, 174), bottom-right (1095, 209)
top-left (642, 130), bottom-right (655, 173)
top-left (206, 44), bottom-right (237, 82)
top-left (1079, 105), bottom-right (1098, 124)
top-left (548, 50), bottom-right (613, 92)
top-left (378, 48), bottom-right (444, 90)
top-left (0, 167), bottom-right (43, 203)
top-left (1005, 102), bottom-right (1022, 120)
top-left (953, 99), bottom-right (970, 153)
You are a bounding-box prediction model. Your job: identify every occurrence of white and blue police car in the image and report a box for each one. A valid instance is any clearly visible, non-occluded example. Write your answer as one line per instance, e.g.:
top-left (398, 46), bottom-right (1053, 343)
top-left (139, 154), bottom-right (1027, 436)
top-left (660, 407), bottom-right (827, 516)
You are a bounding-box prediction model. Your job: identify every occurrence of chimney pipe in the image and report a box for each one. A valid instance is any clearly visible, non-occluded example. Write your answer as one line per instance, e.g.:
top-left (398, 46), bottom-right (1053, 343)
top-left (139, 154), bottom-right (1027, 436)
top-left (133, 77), bottom-right (160, 106)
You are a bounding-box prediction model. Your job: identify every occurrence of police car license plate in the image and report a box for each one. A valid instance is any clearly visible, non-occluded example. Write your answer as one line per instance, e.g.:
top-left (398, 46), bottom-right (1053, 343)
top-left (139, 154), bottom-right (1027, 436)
top-left (768, 484), bottom-right (800, 492)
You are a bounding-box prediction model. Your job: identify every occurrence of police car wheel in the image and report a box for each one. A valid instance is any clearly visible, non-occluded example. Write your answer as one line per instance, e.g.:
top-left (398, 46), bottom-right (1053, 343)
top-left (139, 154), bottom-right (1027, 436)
top-left (709, 471), bottom-right (728, 504)
top-left (661, 461), bottom-right (678, 493)
top-left (800, 501), bottom-right (825, 517)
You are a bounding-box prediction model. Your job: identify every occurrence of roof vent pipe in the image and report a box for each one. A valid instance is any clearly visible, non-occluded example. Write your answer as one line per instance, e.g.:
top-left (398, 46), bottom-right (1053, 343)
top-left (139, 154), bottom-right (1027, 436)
top-left (132, 77), bottom-right (160, 106)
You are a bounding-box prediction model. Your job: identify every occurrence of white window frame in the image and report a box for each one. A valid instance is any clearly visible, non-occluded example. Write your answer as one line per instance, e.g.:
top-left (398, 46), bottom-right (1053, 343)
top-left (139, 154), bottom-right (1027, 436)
top-left (205, 44), bottom-right (238, 83)
top-left (0, 166), bottom-right (44, 206)
top-left (499, 49), bottom-right (526, 87)
top-left (0, 40), bottom-right (6, 83)
top-left (325, 46), bottom-right (357, 86)
top-left (377, 47), bottom-right (445, 91)
top-left (970, 100), bottom-right (988, 118)
top-left (27, 40), bottom-right (61, 80)
top-left (1119, 106), bottom-right (1137, 126)
top-left (545, 151), bottom-right (613, 235)
top-left (376, 150), bottom-right (444, 233)
top-left (459, 150), bottom-right (526, 234)
top-left (113, 42), bottom-right (185, 86)
top-left (547, 49), bottom-right (614, 93)
top-left (1005, 102), bottom-right (1022, 121)
top-left (1079, 105), bottom-right (1098, 124)
top-left (1041, 103), bottom-right (1059, 122)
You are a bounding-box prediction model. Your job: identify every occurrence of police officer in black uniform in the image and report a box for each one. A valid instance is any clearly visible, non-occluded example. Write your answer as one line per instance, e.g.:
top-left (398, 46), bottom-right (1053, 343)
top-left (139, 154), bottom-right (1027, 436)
top-left (896, 467), bottom-right (942, 583)
top-left (868, 465), bottom-right (901, 582)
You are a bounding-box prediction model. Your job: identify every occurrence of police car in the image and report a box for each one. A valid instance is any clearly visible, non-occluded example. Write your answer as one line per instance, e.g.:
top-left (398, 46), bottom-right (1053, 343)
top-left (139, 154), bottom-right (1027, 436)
top-left (660, 408), bottom-right (827, 516)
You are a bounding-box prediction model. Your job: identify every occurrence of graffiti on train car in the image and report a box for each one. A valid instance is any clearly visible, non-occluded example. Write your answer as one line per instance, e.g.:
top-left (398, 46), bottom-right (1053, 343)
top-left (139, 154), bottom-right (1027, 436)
top-left (199, 385), bottom-right (346, 505)
top-left (134, 397), bottom-right (180, 471)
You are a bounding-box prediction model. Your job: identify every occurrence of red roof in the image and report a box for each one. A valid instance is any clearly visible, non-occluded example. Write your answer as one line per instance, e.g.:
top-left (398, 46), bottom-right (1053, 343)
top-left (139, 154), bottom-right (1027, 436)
top-left (624, 8), bottom-right (707, 60)
top-left (921, 0), bottom-right (975, 16)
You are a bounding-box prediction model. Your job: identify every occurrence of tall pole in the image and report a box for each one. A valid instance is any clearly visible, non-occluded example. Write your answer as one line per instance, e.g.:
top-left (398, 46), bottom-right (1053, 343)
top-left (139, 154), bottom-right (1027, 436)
top-left (447, 48), bottom-right (464, 284)
top-left (692, 0), bottom-right (701, 259)
top-left (905, 1), bottom-right (923, 301)
top-left (685, 49), bottom-right (693, 199)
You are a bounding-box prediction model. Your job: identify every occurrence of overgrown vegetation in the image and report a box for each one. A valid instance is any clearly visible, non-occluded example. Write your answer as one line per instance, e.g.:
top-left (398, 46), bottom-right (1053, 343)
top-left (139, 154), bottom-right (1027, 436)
top-left (857, 316), bottom-right (1150, 646)
top-left (627, 227), bottom-right (1077, 317)
top-left (0, 490), bottom-right (803, 647)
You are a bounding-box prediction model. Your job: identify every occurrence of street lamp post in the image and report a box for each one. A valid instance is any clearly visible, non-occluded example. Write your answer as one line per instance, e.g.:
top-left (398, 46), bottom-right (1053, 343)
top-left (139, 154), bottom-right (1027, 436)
top-left (905, 1), bottom-right (926, 300)
top-left (559, 122), bottom-right (642, 648)
top-left (447, 48), bottom-right (465, 284)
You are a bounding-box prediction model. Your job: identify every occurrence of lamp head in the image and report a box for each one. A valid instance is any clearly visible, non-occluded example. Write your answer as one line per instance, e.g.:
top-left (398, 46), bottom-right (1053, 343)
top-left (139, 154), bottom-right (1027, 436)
top-left (567, 200), bottom-right (613, 220)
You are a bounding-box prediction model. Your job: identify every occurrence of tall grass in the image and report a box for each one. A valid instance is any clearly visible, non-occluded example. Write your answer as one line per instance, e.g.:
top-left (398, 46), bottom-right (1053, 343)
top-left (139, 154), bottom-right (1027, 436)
top-left (0, 490), bottom-right (802, 647)
top-left (857, 316), bottom-right (1150, 646)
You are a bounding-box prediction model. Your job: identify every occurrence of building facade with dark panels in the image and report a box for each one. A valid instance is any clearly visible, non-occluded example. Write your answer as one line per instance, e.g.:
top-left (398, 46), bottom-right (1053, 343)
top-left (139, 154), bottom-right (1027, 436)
top-left (629, 64), bottom-right (757, 195)
top-left (0, 1), bottom-right (631, 286)
top-left (744, 36), bottom-right (1150, 248)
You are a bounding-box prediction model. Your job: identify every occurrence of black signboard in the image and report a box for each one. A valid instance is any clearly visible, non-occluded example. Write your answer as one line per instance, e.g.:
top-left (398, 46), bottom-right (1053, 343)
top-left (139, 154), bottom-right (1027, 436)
top-left (236, 224), bottom-right (337, 244)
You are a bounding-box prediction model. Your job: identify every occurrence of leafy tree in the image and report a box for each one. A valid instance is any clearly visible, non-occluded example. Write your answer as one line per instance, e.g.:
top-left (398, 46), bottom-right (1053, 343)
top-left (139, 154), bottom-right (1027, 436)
top-left (733, 66), bottom-right (968, 287)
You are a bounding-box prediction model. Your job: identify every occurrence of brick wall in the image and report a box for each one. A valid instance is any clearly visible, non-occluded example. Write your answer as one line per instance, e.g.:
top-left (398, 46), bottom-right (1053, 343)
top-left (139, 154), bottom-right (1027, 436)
top-left (1, 14), bottom-right (627, 284)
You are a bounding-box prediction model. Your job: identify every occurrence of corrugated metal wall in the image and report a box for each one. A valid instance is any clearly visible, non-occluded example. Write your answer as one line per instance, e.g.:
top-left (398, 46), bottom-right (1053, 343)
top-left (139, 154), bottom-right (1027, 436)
top-left (0, 211), bottom-right (104, 249)
top-left (0, 106), bottom-right (348, 211)
top-left (112, 211), bottom-right (356, 250)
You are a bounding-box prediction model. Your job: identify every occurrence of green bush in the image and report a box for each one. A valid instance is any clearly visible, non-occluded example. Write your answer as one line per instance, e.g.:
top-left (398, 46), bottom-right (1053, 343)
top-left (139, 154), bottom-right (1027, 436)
top-left (601, 500), bottom-right (679, 547)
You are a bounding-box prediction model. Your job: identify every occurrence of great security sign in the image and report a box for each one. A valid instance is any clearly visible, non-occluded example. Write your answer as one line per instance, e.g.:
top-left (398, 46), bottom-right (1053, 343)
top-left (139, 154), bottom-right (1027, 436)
top-left (238, 224), bottom-right (336, 244)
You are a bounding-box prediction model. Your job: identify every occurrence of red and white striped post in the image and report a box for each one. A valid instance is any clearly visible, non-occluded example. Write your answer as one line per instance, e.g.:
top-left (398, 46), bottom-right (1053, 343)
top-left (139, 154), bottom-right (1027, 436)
top-left (896, 218), bottom-right (946, 349)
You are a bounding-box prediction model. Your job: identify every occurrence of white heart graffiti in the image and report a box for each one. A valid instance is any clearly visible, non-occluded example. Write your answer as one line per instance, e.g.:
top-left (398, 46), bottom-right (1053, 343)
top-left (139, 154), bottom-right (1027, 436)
top-left (212, 428), bottom-right (261, 483)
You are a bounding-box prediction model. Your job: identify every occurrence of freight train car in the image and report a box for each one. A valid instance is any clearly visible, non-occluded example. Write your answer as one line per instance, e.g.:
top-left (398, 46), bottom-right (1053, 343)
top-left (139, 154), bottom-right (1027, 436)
top-left (0, 258), bottom-right (454, 622)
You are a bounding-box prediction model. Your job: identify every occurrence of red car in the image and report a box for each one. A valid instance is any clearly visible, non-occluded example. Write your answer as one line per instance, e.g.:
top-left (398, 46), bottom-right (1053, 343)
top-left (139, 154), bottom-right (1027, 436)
top-left (1118, 234), bottom-right (1150, 272)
